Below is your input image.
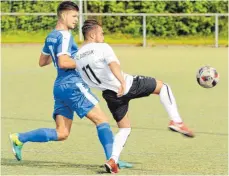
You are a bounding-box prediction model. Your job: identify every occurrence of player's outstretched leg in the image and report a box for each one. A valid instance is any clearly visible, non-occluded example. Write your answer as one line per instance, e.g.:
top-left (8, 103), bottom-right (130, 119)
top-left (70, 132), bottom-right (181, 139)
top-left (9, 128), bottom-right (58, 161)
top-left (153, 80), bottom-right (194, 137)
top-left (9, 115), bottom-right (72, 161)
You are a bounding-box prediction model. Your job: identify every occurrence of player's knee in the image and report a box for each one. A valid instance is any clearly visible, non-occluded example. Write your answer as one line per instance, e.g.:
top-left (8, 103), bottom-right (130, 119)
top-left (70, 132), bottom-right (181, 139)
top-left (62, 132), bottom-right (70, 140)
top-left (117, 114), bottom-right (131, 128)
top-left (56, 128), bottom-right (70, 141)
top-left (153, 80), bottom-right (164, 94)
top-left (92, 114), bottom-right (109, 125)
top-left (60, 132), bottom-right (70, 140)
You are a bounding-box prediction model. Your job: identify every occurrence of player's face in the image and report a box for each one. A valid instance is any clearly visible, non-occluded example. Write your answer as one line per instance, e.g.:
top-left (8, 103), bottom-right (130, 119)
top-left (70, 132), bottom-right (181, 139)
top-left (65, 10), bottom-right (79, 29)
top-left (95, 26), bottom-right (104, 43)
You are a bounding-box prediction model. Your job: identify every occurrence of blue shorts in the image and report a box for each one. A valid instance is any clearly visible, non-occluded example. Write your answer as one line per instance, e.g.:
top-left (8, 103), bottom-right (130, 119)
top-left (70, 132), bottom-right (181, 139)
top-left (53, 82), bottom-right (99, 120)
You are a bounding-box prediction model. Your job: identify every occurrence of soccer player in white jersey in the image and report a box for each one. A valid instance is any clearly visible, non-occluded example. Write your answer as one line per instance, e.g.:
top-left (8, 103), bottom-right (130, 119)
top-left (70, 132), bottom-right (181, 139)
top-left (74, 19), bottom-right (194, 173)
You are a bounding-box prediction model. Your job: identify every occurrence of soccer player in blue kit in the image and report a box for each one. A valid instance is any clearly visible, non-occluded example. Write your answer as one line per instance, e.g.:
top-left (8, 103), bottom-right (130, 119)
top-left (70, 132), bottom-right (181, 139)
top-left (9, 1), bottom-right (131, 170)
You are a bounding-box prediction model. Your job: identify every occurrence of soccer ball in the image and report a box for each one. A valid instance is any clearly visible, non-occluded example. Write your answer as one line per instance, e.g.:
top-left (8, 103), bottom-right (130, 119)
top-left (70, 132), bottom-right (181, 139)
top-left (196, 66), bottom-right (219, 88)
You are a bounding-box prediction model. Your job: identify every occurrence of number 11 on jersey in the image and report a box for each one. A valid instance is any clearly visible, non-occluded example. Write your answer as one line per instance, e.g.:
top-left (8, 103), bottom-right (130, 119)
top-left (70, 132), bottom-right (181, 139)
top-left (82, 64), bottom-right (101, 85)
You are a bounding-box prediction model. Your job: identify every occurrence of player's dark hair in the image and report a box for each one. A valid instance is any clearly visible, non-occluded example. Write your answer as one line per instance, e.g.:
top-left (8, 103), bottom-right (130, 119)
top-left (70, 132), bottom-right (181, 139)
top-left (57, 1), bottom-right (79, 18)
top-left (82, 19), bottom-right (102, 40)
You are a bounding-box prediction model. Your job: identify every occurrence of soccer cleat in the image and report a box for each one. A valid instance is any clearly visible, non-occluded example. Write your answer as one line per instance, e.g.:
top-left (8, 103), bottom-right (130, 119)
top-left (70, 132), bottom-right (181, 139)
top-left (9, 133), bottom-right (23, 161)
top-left (118, 160), bottom-right (133, 169)
top-left (168, 120), bottom-right (194, 138)
top-left (104, 158), bottom-right (119, 174)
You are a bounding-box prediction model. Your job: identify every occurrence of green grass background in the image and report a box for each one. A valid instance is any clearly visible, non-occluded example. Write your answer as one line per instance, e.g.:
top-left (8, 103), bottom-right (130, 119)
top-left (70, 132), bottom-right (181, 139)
top-left (1, 32), bottom-right (228, 46)
top-left (1, 45), bottom-right (228, 175)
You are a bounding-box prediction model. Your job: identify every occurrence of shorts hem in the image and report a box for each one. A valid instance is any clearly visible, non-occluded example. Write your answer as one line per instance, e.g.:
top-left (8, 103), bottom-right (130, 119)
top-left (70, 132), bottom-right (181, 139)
top-left (115, 110), bottom-right (128, 123)
top-left (78, 102), bottom-right (98, 118)
top-left (52, 112), bottom-right (73, 121)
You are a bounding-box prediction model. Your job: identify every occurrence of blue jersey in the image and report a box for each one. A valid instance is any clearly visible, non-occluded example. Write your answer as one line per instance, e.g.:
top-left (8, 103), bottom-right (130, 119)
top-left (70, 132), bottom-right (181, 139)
top-left (42, 30), bottom-right (81, 85)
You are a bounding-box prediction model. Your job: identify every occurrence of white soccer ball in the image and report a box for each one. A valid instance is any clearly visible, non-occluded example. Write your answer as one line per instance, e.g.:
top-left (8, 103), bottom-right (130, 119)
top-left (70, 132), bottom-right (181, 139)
top-left (196, 66), bottom-right (219, 88)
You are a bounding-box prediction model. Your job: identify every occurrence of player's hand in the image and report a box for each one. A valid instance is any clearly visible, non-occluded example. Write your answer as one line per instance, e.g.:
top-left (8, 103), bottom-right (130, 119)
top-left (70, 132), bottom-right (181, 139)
top-left (117, 81), bottom-right (126, 97)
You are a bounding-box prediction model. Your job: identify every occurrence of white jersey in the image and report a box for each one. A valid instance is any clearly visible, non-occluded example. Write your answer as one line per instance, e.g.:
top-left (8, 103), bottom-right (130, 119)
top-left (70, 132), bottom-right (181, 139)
top-left (74, 43), bottom-right (133, 95)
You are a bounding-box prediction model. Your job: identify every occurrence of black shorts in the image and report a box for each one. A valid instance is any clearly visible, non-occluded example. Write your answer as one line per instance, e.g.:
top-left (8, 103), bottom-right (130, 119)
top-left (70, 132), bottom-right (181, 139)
top-left (102, 75), bottom-right (157, 122)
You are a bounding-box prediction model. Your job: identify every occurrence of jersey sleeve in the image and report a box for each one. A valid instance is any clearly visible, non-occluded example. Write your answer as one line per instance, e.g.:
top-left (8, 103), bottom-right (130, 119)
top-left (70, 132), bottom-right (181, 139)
top-left (56, 32), bottom-right (71, 57)
top-left (41, 42), bottom-right (50, 55)
top-left (103, 43), bottom-right (120, 65)
top-left (71, 39), bottom-right (78, 59)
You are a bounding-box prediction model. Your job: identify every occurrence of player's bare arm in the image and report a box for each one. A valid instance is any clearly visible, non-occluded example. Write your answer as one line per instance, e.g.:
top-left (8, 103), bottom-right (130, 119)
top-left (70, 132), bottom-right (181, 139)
top-left (58, 54), bottom-right (77, 69)
top-left (108, 61), bottom-right (126, 97)
top-left (39, 53), bottom-right (52, 67)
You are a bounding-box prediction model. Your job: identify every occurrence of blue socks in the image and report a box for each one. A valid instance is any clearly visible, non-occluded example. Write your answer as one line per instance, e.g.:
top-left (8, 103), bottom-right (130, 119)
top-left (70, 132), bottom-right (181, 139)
top-left (18, 128), bottom-right (58, 143)
top-left (18, 124), bottom-right (113, 161)
top-left (18, 124), bottom-right (114, 161)
top-left (96, 123), bottom-right (114, 160)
